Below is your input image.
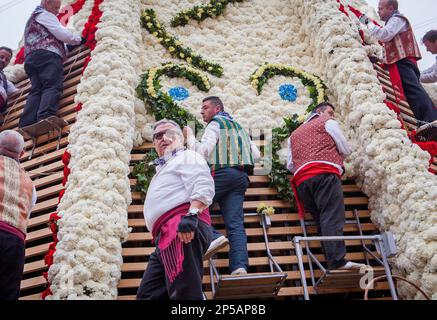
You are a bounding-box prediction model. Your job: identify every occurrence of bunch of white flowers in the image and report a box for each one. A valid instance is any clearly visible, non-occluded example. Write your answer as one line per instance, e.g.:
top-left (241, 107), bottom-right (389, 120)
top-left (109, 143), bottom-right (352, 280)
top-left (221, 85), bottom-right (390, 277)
top-left (47, 0), bottom-right (143, 300)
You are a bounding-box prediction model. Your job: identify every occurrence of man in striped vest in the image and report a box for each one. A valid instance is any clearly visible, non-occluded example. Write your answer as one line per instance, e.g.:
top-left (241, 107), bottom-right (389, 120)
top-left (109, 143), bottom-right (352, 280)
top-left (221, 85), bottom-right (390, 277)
top-left (0, 130), bottom-right (37, 300)
top-left (19, 0), bottom-right (84, 132)
top-left (361, 0), bottom-right (437, 128)
top-left (184, 96), bottom-right (260, 275)
top-left (288, 103), bottom-right (366, 271)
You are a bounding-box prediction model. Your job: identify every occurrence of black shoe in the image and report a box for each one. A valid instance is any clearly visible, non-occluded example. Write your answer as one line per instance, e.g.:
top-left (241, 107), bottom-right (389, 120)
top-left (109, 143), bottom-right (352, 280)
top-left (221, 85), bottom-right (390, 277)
top-left (416, 121), bottom-right (437, 142)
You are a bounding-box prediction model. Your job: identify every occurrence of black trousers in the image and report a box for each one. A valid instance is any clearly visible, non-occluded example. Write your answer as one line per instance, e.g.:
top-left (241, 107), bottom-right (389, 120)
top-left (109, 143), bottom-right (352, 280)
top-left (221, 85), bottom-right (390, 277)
top-left (0, 230), bottom-right (25, 300)
top-left (296, 173), bottom-right (347, 270)
top-left (136, 221), bottom-right (211, 300)
top-left (396, 58), bottom-right (437, 123)
top-left (19, 50), bottom-right (64, 128)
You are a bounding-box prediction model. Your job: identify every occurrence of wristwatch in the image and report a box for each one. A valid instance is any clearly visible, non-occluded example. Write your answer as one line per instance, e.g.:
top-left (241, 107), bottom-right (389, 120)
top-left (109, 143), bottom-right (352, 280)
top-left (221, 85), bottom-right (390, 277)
top-left (186, 208), bottom-right (200, 216)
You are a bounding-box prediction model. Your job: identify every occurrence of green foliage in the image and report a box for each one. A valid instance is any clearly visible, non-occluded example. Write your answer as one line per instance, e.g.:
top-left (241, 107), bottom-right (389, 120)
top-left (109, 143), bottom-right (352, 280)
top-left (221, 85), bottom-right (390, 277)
top-left (132, 150), bottom-right (158, 196)
top-left (170, 0), bottom-right (246, 27)
top-left (141, 9), bottom-right (223, 77)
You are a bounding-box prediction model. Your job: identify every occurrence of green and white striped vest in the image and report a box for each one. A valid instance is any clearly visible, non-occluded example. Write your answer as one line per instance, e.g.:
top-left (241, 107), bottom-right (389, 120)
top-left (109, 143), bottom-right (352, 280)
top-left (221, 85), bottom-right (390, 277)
top-left (209, 116), bottom-right (254, 171)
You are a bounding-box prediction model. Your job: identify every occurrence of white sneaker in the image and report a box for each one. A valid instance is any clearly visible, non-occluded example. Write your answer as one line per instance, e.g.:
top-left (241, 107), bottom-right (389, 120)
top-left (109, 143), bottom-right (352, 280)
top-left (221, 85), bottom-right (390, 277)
top-left (203, 235), bottom-right (229, 261)
top-left (230, 268), bottom-right (247, 276)
top-left (337, 261), bottom-right (368, 270)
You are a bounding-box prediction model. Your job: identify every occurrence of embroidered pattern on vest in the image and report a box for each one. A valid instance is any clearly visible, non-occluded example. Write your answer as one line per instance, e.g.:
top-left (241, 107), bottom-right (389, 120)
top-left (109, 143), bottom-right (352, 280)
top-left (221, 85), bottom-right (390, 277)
top-left (384, 14), bottom-right (421, 65)
top-left (0, 156), bottom-right (34, 235)
top-left (24, 10), bottom-right (66, 59)
top-left (290, 115), bottom-right (344, 172)
top-left (209, 116), bottom-right (254, 170)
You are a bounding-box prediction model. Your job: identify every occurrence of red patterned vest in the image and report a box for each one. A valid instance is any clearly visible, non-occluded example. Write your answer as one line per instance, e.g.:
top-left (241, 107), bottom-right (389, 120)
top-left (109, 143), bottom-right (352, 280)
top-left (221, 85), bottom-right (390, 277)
top-left (290, 115), bottom-right (344, 173)
top-left (0, 156), bottom-right (34, 237)
top-left (384, 14), bottom-right (421, 65)
top-left (24, 9), bottom-right (66, 59)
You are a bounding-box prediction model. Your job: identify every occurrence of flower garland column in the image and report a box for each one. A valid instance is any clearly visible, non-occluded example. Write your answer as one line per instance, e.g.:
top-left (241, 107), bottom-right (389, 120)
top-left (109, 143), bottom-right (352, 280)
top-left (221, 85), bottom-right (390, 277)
top-left (47, 0), bottom-right (142, 299)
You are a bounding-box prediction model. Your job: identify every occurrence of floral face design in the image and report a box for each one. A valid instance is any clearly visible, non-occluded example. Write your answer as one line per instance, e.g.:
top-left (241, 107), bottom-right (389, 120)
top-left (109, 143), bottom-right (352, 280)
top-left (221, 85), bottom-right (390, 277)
top-left (138, 0), bottom-right (324, 131)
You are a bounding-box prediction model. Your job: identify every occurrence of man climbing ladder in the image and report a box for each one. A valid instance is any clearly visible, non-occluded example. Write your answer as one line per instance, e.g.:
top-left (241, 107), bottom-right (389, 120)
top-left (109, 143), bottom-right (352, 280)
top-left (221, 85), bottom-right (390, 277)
top-left (19, 0), bottom-right (85, 137)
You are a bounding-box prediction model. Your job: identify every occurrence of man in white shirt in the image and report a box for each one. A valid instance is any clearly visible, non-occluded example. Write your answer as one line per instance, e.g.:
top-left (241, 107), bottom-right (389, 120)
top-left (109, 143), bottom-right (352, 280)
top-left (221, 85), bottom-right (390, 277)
top-left (184, 96), bottom-right (260, 276)
top-left (360, 0), bottom-right (437, 127)
top-left (421, 30), bottom-right (437, 84)
top-left (137, 119), bottom-right (214, 300)
top-left (19, 0), bottom-right (85, 133)
top-left (288, 103), bottom-right (366, 271)
top-left (0, 130), bottom-right (37, 300)
top-left (0, 47), bottom-right (18, 116)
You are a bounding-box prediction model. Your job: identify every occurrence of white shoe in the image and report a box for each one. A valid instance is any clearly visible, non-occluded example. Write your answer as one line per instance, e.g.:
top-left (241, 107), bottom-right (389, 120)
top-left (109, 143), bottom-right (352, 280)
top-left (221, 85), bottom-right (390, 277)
top-left (337, 261), bottom-right (368, 270)
top-left (230, 268), bottom-right (247, 276)
top-left (203, 235), bottom-right (229, 261)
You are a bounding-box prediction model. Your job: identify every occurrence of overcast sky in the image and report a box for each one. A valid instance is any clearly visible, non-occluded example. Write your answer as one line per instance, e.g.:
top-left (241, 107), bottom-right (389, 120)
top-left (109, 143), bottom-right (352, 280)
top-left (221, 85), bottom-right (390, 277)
top-left (0, 0), bottom-right (436, 69)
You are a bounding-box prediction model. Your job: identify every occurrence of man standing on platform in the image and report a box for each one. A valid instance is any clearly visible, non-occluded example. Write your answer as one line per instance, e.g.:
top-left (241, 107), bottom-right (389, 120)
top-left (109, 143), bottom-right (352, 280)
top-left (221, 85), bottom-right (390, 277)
top-left (0, 130), bottom-right (37, 300)
top-left (360, 0), bottom-right (437, 128)
top-left (137, 119), bottom-right (214, 300)
top-left (184, 96), bottom-right (260, 275)
top-left (19, 0), bottom-right (85, 133)
top-left (420, 30), bottom-right (437, 84)
top-left (288, 103), bottom-right (366, 271)
top-left (0, 47), bottom-right (18, 119)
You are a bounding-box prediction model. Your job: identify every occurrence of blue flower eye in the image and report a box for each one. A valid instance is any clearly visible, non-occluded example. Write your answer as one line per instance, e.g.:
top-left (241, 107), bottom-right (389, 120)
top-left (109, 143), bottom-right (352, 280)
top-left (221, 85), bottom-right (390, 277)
top-left (279, 84), bottom-right (297, 102)
top-left (168, 86), bottom-right (189, 101)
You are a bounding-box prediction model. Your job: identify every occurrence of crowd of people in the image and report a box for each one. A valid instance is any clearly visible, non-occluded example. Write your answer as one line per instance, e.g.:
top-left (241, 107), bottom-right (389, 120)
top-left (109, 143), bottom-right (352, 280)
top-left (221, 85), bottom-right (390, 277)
top-left (0, 0), bottom-right (436, 300)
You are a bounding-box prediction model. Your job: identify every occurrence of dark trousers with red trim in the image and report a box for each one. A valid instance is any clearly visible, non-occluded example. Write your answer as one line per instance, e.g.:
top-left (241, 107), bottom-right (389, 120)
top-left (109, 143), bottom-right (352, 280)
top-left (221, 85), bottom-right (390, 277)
top-left (397, 58), bottom-right (437, 123)
top-left (136, 221), bottom-right (211, 300)
top-left (0, 229), bottom-right (25, 300)
top-left (296, 173), bottom-right (347, 270)
top-left (19, 50), bottom-right (64, 128)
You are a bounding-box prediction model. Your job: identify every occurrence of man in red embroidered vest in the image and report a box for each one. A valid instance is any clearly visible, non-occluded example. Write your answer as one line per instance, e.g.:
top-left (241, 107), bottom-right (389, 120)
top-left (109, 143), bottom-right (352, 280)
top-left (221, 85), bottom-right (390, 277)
top-left (136, 119), bottom-right (214, 300)
top-left (19, 0), bottom-right (85, 130)
top-left (288, 103), bottom-right (366, 270)
top-left (0, 47), bottom-right (18, 119)
top-left (420, 30), bottom-right (437, 84)
top-left (0, 130), bottom-right (37, 300)
top-left (361, 0), bottom-right (437, 127)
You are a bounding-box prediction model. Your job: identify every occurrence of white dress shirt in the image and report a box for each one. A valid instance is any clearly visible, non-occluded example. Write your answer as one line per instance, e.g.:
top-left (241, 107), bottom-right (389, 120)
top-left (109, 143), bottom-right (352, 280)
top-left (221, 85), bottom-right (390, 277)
top-left (369, 16), bottom-right (408, 43)
top-left (35, 9), bottom-right (82, 45)
top-left (0, 75), bottom-right (18, 102)
top-left (143, 149), bottom-right (215, 232)
top-left (287, 114), bottom-right (352, 175)
top-left (421, 57), bottom-right (437, 83)
top-left (187, 120), bottom-right (261, 161)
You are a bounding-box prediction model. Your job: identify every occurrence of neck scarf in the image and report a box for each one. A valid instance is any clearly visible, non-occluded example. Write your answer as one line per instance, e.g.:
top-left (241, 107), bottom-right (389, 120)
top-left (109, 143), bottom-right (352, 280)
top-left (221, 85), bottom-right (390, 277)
top-left (150, 147), bottom-right (185, 167)
top-left (216, 111), bottom-right (233, 121)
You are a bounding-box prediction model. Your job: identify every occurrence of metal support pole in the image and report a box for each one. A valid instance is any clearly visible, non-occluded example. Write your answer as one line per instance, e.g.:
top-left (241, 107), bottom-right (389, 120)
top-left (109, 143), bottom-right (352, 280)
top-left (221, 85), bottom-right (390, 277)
top-left (261, 214), bottom-right (274, 272)
top-left (378, 238), bottom-right (398, 300)
top-left (300, 218), bottom-right (317, 288)
top-left (294, 237), bottom-right (310, 300)
top-left (353, 209), bottom-right (370, 266)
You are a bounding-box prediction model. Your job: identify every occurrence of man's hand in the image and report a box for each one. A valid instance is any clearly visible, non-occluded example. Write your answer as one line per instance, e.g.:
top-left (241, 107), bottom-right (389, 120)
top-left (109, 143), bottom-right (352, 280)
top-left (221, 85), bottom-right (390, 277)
top-left (359, 14), bottom-right (369, 25)
top-left (183, 126), bottom-right (193, 140)
top-left (177, 215), bottom-right (198, 244)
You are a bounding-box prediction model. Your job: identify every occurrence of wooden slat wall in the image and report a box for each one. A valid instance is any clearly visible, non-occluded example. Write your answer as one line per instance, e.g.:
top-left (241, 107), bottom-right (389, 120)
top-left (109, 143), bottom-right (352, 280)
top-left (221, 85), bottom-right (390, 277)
top-left (0, 47), bottom-right (91, 298)
top-left (117, 143), bottom-right (391, 300)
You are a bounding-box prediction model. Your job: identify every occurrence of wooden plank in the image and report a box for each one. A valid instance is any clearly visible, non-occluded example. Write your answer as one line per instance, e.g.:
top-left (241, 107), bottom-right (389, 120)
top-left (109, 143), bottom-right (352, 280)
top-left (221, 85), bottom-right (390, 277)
top-left (23, 260), bottom-right (47, 274)
top-left (25, 243), bottom-right (50, 258)
top-left (20, 276), bottom-right (46, 291)
top-left (33, 172), bottom-right (63, 189)
top-left (31, 198), bottom-right (58, 215)
top-left (26, 227), bottom-right (52, 243)
top-left (21, 148), bottom-right (66, 170)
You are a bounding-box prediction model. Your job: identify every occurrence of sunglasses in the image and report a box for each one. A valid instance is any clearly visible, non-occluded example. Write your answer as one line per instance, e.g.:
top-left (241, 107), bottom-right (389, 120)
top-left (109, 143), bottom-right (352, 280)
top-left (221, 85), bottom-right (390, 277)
top-left (152, 128), bottom-right (180, 141)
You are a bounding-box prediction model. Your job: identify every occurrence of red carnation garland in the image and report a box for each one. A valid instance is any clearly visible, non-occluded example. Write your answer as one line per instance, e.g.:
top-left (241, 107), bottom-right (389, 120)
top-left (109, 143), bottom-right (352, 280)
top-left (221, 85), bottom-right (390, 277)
top-left (41, 0), bottom-right (104, 299)
top-left (14, 0), bottom-right (87, 65)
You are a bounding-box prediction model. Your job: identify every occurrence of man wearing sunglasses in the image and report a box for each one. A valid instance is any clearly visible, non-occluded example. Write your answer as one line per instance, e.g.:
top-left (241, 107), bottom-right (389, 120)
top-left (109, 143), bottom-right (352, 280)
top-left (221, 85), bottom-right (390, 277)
top-left (137, 119), bottom-right (214, 300)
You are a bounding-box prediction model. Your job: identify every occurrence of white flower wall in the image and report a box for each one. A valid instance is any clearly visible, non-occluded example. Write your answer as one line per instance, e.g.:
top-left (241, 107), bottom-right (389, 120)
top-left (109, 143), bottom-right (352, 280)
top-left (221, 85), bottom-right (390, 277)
top-left (47, 0), bottom-right (142, 299)
top-left (136, 0), bottom-right (436, 299)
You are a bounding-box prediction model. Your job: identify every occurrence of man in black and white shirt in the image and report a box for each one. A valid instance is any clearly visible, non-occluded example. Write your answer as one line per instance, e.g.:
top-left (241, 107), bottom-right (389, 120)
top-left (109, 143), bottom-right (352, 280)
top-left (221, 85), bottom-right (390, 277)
top-left (0, 47), bottom-right (18, 116)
